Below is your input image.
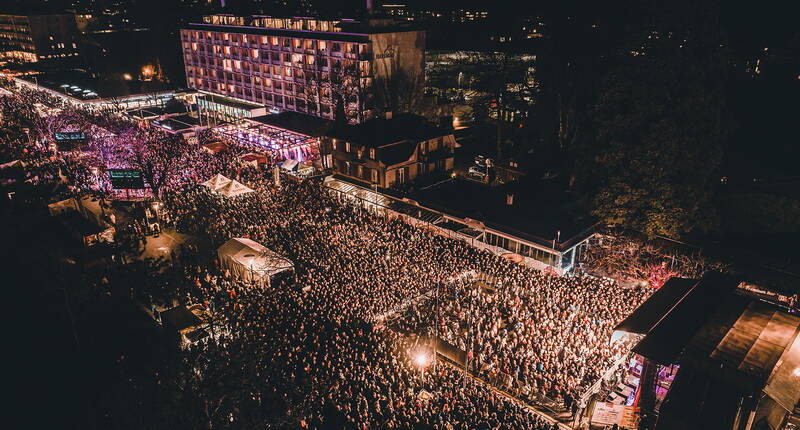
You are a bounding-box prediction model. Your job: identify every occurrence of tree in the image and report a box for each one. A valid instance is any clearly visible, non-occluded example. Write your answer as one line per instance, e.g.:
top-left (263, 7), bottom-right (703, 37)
top-left (588, 0), bottom-right (728, 239)
top-left (302, 54), bottom-right (366, 124)
top-left (371, 62), bottom-right (425, 117)
top-left (127, 129), bottom-right (192, 198)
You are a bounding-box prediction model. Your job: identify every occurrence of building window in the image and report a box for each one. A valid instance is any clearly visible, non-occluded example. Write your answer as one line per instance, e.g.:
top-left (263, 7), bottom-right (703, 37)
top-left (371, 169), bottom-right (378, 183)
top-left (345, 141), bottom-right (350, 152)
top-left (331, 140), bottom-right (337, 151)
top-left (369, 148), bottom-right (376, 159)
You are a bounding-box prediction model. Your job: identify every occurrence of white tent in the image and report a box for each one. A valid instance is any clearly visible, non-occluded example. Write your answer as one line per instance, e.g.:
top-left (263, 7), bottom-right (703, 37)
top-left (217, 238), bottom-right (294, 284)
top-left (201, 173), bottom-right (231, 191)
top-left (217, 179), bottom-right (254, 198)
top-left (0, 159), bottom-right (25, 169)
top-left (280, 159), bottom-right (299, 171)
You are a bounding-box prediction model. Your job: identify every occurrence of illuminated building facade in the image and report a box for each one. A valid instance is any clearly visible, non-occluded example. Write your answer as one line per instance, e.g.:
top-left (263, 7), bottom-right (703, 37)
top-left (321, 114), bottom-right (455, 188)
top-left (180, 14), bottom-right (425, 123)
top-left (0, 14), bottom-right (81, 63)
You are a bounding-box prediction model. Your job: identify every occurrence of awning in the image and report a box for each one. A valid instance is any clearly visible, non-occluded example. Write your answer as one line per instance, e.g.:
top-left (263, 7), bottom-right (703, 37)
top-left (200, 173), bottom-right (231, 191)
top-left (631, 273), bottom-right (741, 365)
top-left (216, 179), bottom-right (254, 197)
top-left (161, 305), bottom-right (202, 331)
top-left (614, 278), bottom-right (699, 335)
top-left (281, 159), bottom-right (299, 171)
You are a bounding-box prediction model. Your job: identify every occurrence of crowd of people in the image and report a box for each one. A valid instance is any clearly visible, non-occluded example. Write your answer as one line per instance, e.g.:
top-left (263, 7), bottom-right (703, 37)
top-left (397, 275), bottom-right (650, 410)
top-left (157, 167), bottom-right (653, 427)
top-left (2, 82), bottom-right (654, 429)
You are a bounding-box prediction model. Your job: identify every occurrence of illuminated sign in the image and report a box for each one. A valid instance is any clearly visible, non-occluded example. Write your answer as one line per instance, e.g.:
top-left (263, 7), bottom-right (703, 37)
top-left (108, 169), bottom-right (145, 189)
top-left (54, 132), bottom-right (87, 141)
top-left (53, 131), bottom-right (87, 151)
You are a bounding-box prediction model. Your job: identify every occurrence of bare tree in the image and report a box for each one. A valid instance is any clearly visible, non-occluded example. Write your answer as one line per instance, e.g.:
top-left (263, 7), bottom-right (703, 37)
top-left (126, 129), bottom-right (192, 198)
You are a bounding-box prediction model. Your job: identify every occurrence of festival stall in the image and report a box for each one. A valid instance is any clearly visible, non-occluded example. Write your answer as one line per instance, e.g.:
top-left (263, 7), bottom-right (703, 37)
top-left (217, 238), bottom-right (294, 285)
top-left (216, 179), bottom-right (254, 198)
top-left (200, 173), bottom-right (232, 191)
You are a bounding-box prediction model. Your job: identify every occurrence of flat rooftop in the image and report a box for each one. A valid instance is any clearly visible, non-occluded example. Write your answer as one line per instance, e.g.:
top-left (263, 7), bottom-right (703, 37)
top-left (248, 112), bottom-right (333, 137)
top-left (153, 114), bottom-right (201, 131)
top-left (412, 178), bottom-right (597, 250)
top-left (18, 71), bottom-right (174, 101)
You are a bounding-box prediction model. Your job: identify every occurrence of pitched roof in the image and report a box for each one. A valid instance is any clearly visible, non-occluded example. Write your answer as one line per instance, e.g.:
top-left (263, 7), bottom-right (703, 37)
top-left (161, 305), bottom-right (202, 331)
top-left (378, 140), bottom-right (417, 166)
top-left (327, 114), bottom-right (450, 148)
top-left (248, 112), bottom-right (334, 137)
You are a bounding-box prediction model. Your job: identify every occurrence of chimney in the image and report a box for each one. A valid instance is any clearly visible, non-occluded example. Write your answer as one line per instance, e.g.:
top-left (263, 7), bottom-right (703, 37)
top-left (506, 193), bottom-right (514, 206)
top-left (385, 111), bottom-right (393, 120)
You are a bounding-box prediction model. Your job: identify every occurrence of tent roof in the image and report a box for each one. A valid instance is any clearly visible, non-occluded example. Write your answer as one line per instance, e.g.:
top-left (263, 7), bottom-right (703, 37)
top-left (677, 295), bottom-right (800, 409)
top-left (615, 278), bottom-right (699, 335)
top-left (161, 305), bottom-right (202, 331)
top-left (217, 237), bottom-right (293, 277)
top-left (631, 273), bottom-right (741, 365)
top-left (217, 179), bottom-right (254, 197)
top-left (0, 159), bottom-right (25, 169)
top-left (201, 173), bottom-right (231, 191)
top-left (202, 141), bottom-right (229, 154)
top-left (281, 159), bottom-right (299, 170)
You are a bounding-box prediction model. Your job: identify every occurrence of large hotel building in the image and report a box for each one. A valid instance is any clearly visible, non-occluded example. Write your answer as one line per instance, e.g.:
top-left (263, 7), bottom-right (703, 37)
top-left (180, 14), bottom-right (425, 123)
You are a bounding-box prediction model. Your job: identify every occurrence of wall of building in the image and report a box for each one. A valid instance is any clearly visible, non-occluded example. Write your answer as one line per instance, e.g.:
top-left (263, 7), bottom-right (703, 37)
top-left (0, 14), bottom-right (80, 63)
top-left (181, 23), bottom-right (425, 123)
top-left (181, 28), bottom-right (372, 121)
top-left (368, 30), bottom-right (425, 114)
top-left (28, 15), bottom-right (81, 61)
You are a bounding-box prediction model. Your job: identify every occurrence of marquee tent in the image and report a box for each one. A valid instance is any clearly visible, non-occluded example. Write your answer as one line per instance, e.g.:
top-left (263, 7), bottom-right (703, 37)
top-left (217, 238), bottom-right (293, 284)
top-left (216, 179), bottom-right (255, 198)
top-left (201, 173), bottom-right (231, 191)
top-left (0, 159), bottom-right (25, 170)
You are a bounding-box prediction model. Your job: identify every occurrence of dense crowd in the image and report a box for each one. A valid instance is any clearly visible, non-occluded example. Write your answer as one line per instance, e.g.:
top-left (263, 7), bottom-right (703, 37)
top-left (2, 84), bottom-right (652, 429)
top-left (158, 166), bottom-right (652, 427)
top-left (398, 275), bottom-right (649, 409)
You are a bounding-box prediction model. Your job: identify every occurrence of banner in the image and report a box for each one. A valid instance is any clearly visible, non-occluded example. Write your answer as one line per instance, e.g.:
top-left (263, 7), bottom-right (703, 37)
top-left (108, 169), bottom-right (145, 189)
top-left (591, 402), bottom-right (639, 429)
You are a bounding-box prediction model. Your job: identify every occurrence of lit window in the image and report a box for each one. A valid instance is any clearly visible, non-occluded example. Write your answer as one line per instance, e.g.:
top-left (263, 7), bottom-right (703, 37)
top-left (369, 148), bottom-right (375, 159)
top-left (345, 142), bottom-right (350, 152)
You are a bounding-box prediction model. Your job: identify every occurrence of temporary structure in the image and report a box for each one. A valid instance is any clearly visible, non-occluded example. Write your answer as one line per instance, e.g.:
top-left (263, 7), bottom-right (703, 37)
top-left (217, 238), bottom-right (294, 284)
top-left (201, 173), bottom-right (232, 191)
top-left (280, 159), bottom-right (299, 171)
top-left (216, 179), bottom-right (254, 198)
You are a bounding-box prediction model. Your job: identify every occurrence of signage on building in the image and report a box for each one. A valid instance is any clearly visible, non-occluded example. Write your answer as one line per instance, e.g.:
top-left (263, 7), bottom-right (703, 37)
top-left (54, 131), bottom-right (87, 141)
top-left (375, 45), bottom-right (395, 60)
top-left (591, 403), bottom-right (639, 429)
top-left (54, 131), bottom-right (87, 151)
top-left (108, 169), bottom-right (145, 189)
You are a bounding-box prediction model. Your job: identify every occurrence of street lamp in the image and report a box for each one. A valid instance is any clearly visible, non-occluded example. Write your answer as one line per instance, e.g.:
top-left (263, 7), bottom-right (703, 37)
top-left (414, 352), bottom-right (430, 368)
